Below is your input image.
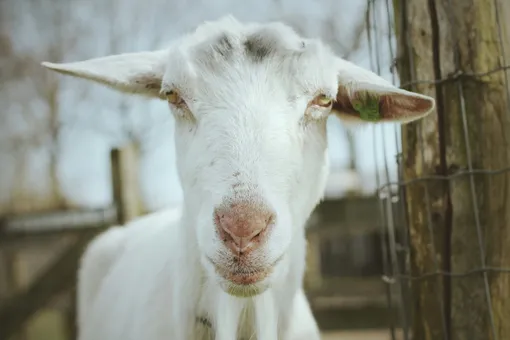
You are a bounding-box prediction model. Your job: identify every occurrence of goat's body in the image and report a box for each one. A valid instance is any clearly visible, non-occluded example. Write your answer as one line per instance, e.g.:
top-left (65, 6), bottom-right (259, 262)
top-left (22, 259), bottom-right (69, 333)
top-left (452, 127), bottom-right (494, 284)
top-left (77, 208), bottom-right (320, 340)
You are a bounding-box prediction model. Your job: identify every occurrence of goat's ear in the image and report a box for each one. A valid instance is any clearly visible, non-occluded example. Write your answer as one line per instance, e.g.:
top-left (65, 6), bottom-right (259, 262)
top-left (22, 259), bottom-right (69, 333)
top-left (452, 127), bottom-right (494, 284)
top-left (332, 58), bottom-right (435, 124)
top-left (41, 50), bottom-right (169, 99)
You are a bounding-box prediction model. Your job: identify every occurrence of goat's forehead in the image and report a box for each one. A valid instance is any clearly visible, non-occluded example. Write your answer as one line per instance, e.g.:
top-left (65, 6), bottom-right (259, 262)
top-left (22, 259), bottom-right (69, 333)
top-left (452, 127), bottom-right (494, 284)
top-left (183, 16), bottom-right (306, 59)
top-left (163, 16), bottom-right (338, 97)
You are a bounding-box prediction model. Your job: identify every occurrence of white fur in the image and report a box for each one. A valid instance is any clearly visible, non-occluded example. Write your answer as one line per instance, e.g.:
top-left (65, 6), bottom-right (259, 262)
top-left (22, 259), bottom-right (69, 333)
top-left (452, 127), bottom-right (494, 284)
top-left (42, 15), bottom-right (434, 340)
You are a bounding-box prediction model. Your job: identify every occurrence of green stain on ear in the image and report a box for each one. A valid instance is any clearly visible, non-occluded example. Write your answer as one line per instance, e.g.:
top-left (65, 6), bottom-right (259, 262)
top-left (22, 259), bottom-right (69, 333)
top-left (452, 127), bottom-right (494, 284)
top-left (352, 94), bottom-right (381, 122)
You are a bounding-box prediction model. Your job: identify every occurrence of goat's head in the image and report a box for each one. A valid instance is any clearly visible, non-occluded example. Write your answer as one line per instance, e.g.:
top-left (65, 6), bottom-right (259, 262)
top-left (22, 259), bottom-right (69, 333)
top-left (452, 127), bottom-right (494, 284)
top-left (42, 16), bottom-right (435, 297)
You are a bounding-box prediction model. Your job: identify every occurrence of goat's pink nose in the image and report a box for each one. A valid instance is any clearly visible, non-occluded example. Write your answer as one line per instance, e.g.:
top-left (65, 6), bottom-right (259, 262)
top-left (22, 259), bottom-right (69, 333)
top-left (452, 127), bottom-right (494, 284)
top-left (214, 202), bottom-right (275, 254)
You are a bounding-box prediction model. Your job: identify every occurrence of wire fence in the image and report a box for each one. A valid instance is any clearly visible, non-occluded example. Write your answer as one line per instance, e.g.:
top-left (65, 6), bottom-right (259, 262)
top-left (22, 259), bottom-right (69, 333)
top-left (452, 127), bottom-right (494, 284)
top-left (368, 0), bottom-right (510, 339)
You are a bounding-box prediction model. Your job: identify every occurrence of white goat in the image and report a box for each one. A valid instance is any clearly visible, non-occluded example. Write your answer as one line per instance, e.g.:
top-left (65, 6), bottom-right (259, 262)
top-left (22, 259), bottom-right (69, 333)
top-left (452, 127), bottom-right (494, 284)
top-left (42, 15), bottom-right (435, 340)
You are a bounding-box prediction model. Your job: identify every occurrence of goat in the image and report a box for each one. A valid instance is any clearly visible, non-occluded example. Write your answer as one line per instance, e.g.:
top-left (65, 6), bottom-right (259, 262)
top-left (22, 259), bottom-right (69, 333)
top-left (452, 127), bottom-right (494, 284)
top-left (41, 15), bottom-right (435, 340)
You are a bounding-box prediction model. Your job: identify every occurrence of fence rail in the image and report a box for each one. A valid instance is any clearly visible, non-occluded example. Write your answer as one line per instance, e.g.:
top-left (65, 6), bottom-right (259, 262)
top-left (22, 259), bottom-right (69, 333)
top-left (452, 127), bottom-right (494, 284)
top-left (0, 207), bottom-right (116, 238)
top-left (0, 145), bottom-right (142, 340)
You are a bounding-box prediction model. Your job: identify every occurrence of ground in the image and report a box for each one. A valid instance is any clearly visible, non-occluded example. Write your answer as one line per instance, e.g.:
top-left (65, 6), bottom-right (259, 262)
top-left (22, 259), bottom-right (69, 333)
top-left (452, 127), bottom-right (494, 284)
top-left (321, 330), bottom-right (403, 340)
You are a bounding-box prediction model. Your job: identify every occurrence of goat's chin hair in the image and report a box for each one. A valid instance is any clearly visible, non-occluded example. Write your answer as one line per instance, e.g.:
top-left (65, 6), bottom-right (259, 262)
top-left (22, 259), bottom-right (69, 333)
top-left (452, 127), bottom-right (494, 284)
top-left (212, 288), bottom-right (279, 340)
top-left (220, 281), bottom-right (269, 298)
top-left (254, 291), bottom-right (279, 340)
top-left (214, 290), bottom-right (245, 340)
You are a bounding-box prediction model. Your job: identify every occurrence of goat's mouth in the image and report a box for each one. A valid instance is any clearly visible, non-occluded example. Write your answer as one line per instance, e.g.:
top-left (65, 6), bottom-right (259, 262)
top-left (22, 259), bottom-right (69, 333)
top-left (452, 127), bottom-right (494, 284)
top-left (215, 263), bottom-right (272, 283)
top-left (207, 257), bottom-right (281, 296)
top-left (221, 280), bottom-right (269, 297)
top-left (219, 268), bottom-right (271, 297)
top-left (224, 267), bottom-right (270, 285)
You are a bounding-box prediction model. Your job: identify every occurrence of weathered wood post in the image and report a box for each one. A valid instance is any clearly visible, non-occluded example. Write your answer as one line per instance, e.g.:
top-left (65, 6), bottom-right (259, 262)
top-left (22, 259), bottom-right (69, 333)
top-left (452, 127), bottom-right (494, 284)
top-left (304, 230), bottom-right (323, 292)
top-left (110, 143), bottom-right (144, 225)
top-left (394, 0), bottom-right (510, 339)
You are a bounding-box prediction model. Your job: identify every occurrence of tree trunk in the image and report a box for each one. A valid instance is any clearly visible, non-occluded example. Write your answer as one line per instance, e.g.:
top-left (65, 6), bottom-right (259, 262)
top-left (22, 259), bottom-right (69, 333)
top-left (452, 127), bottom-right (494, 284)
top-left (443, 1), bottom-right (510, 339)
top-left (393, 0), bottom-right (450, 338)
top-left (48, 79), bottom-right (65, 209)
top-left (394, 0), bottom-right (510, 339)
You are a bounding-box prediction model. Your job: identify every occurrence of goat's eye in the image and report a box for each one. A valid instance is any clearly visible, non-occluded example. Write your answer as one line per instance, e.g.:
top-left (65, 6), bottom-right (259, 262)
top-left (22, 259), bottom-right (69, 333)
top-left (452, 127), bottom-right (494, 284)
top-left (304, 93), bottom-right (334, 120)
top-left (310, 94), bottom-right (333, 108)
top-left (164, 89), bottom-right (195, 121)
top-left (165, 90), bottom-right (185, 106)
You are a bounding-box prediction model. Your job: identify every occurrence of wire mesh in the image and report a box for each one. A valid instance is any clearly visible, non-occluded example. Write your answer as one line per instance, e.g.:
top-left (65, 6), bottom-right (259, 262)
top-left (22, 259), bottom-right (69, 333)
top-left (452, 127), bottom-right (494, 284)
top-left (368, 0), bottom-right (510, 339)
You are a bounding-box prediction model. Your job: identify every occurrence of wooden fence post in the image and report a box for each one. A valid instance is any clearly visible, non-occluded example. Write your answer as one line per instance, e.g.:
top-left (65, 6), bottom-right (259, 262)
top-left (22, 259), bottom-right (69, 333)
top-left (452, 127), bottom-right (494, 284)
top-left (304, 231), bottom-right (323, 293)
top-left (394, 0), bottom-right (510, 338)
top-left (110, 143), bottom-right (144, 225)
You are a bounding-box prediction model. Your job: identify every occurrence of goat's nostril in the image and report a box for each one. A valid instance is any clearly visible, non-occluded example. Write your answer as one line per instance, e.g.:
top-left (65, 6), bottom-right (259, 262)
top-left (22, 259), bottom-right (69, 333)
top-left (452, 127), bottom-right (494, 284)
top-left (214, 203), bottom-right (275, 253)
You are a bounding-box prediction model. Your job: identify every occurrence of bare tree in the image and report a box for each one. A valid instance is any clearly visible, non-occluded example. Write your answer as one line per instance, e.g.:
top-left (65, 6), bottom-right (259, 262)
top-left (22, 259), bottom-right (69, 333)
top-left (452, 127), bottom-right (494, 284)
top-left (0, 0), bottom-right (87, 212)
